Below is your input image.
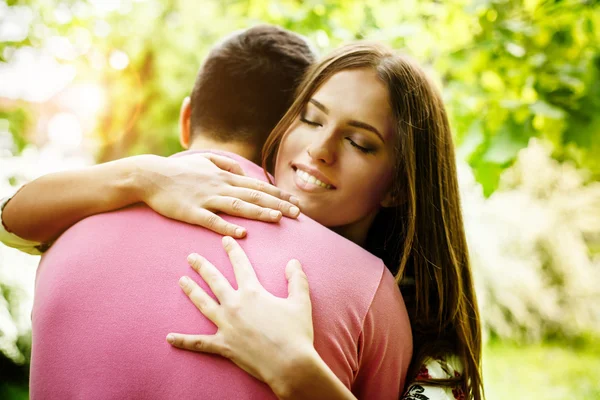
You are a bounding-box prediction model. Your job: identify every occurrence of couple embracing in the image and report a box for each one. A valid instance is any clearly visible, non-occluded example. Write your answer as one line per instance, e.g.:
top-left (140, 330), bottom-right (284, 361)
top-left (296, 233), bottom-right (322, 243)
top-left (1, 25), bottom-right (483, 399)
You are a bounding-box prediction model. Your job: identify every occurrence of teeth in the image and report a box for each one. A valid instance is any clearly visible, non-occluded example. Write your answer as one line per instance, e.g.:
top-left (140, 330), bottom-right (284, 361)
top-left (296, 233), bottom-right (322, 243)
top-left (295, 168), bottom-right (332, 189)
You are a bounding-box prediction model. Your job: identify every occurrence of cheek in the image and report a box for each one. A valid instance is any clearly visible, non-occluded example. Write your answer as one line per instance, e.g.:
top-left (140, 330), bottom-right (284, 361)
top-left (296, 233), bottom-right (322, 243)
top-left (275, 141), bottom-right (294, 177)
top-left (274, 132), bottom-right (294, 178)
top-left (275, 127), bottom-right (306, 174)
top-left (375, 166), bottom-right (394, 194)
top-left (342, 164), bottom-right (393, 204)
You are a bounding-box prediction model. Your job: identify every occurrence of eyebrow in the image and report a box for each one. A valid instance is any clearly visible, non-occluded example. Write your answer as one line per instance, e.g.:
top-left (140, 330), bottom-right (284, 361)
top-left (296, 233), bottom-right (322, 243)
top-left (309, 98), bottom-right (385, 143)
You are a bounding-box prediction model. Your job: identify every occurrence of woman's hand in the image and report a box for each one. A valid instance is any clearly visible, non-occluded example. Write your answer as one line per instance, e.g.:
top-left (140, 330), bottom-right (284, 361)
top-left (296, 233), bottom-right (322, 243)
top-left (166, 237), bottom-right (316, 394)
top-left (167, 237), bottom-right (356, 400)
top-left (167, 237), bottom-right (314, 385)
top-left (134, 153), bottom-right (300, 238)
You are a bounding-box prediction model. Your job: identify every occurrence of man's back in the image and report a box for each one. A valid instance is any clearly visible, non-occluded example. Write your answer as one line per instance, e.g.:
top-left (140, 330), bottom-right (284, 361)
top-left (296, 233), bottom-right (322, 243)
top-left (30, 153), bottom-right (412, 399)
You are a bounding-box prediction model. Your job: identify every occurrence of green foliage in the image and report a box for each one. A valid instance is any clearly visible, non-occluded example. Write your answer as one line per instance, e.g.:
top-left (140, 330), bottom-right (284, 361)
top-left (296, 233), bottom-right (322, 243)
top-left (0, 109), bottom-right (29, 154)
top-left (2, 0), bottom-right (599, 194)
top-left (0, 382), bottom-right (28, 400)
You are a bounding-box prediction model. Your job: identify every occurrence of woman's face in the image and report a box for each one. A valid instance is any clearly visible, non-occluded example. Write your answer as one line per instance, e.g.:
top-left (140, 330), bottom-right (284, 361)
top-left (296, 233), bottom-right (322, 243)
top-left (274, 68), bottom-right (396, 244)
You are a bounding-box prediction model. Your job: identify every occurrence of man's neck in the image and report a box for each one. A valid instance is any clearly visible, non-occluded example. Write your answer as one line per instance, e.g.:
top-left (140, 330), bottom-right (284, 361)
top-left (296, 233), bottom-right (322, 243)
top-left (188, 136), bottom-right (259, 164)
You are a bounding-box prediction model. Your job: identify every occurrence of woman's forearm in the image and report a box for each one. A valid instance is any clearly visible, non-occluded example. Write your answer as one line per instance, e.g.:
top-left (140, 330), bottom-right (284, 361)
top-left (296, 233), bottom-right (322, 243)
top-left (2, 155), bottom-right (153, 243)
top-left (270, 349), bottom-right (357, 400)
top-left (3, 152), bottom-right (299, 246)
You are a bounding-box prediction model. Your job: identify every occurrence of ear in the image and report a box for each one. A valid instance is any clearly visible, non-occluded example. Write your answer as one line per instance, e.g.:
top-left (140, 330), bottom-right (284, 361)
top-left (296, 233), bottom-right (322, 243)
top-left (179, 96), bottom-right (192, 149)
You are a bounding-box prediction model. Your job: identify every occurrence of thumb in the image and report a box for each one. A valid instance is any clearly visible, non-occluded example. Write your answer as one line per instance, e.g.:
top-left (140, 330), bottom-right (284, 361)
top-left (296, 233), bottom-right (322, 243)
top-left (203, 153), bottom-right (245, 176)
top-left (285, 259), bottom-right (310, 303)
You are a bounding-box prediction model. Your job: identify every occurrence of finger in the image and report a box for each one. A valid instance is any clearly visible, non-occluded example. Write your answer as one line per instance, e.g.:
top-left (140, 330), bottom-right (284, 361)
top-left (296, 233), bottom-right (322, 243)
top-left (191, 208), bottom-right (246, 238)
top-left (201, 153), bottom-right (245, 176)
top-left (228, 175), bottom-right (300, 215)
top-left (178, 276), bottom-right (220, 322)
top-left (207, 196), bottom-right (282, 223)
top-left (226, 187), bottom-right (300, 219)
top-left (187, 253), bottom-right (232, 303)
top-left (222, 236), bottom-right (259, 287)
top-left (166, 333), bottom-right (223, 355)
top-left (285, 259), bottom-right (310, 304)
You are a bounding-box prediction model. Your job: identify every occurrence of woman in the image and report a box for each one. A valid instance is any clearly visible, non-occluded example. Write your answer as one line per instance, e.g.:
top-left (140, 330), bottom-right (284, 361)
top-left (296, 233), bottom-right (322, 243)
top-left (2, 43), bottom-right (482, 398)
top-left (170, 43), bottom-right (483, 399)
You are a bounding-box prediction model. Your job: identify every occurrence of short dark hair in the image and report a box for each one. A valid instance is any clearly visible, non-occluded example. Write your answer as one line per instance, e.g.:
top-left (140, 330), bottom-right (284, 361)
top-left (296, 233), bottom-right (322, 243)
top-left (190, 25), bottom-right (315, 145)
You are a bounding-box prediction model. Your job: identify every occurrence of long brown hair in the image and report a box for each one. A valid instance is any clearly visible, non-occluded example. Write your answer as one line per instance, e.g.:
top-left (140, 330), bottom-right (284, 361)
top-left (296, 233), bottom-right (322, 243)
top-left (262, 43), bottom-right (483, 399)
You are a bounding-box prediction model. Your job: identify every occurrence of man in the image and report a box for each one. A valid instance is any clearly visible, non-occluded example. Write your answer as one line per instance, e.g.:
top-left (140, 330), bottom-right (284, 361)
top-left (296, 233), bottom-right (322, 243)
top-left (1, 25), bottom-right (411, 398)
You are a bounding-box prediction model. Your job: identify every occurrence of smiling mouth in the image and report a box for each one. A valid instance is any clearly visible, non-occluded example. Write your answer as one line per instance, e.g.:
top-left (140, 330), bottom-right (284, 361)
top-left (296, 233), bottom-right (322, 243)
top-left (292, 166), bottom-right (335, 190)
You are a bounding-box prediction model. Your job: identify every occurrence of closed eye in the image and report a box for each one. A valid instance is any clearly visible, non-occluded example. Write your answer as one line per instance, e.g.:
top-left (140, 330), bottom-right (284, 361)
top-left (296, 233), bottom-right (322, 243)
top-left (347, 138), bottom-right (375, 154)
top-left (300, 116), bottom-right (322, 127)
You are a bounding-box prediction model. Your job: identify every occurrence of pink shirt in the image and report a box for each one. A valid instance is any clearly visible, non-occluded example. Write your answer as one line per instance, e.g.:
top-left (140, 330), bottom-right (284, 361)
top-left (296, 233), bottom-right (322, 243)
top-left (30, 151), bottom-right (412, 399)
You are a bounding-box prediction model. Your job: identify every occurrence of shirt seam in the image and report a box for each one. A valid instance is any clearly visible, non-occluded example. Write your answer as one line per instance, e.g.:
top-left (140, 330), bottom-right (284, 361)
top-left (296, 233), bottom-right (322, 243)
top-left (353, 261), bottom-right (387, 379)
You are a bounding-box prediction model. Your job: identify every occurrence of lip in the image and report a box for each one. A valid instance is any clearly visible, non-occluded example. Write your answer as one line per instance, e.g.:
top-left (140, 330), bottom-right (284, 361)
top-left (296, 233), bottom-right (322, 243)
top-left (292, 163), bottom-right (336, 188)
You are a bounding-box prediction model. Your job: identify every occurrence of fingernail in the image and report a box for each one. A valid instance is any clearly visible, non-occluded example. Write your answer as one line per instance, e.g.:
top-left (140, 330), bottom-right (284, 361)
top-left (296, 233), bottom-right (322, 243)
top-left (235, 228), bottom-right (245, 237)
top-left (223, 236), bottom-right (233, 245)
top-left (290, 206), bottom-right (300, 217)
top-left (187, 253), bottom-right (198, 264)
top-left (179, 276), bottom-right (189, 287)
top-left (290, 196), bottom-right (300, 205)
top-left (270, 210), bottom-right (281, 219)
top-left (166, 334), bottom-right (175, 344)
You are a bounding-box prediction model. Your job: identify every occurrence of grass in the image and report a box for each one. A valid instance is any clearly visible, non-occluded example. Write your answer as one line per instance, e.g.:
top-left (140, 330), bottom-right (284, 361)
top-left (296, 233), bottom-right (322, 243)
top-left (2, 339), bottom-right (599, 399)
top-left (483, 338), bottom-right (600, 400)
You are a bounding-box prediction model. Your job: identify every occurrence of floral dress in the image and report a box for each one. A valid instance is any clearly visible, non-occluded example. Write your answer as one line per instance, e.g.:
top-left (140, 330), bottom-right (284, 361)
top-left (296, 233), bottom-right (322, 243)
top-left (402, 356), bottom-right (465, 400)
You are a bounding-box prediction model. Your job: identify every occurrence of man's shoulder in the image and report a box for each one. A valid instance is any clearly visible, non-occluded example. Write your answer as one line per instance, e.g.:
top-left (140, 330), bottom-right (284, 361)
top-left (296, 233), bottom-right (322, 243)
top-left (259, 215), bottom-right (387, 300)
top-left (46, 204), bottom-right (190, 255)
top-left (62, 202), bottom-right (386, 281)
top-left (275, 214), bottom-right (383, 263)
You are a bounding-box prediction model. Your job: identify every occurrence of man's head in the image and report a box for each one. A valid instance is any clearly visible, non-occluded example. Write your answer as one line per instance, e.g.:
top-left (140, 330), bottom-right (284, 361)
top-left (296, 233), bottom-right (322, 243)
top-left (179, 25), bottom-right (315, 162)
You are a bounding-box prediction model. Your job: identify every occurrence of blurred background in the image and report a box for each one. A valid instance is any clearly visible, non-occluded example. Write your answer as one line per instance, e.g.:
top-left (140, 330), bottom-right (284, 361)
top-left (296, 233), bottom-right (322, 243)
top-left (1, 0), bottom-right (599, 398)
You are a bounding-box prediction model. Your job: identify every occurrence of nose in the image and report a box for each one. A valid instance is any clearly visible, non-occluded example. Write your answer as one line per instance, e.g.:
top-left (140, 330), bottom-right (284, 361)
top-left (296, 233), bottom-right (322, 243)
top-left (307, 134), bottom-right (336, 165)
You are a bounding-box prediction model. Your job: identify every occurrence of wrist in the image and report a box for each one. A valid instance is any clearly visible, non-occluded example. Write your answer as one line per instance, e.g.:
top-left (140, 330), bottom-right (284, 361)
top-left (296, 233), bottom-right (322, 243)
top-left (268, 347), bottom-right (323, 400)
top-left (118, 154), bottom-right (161, 205)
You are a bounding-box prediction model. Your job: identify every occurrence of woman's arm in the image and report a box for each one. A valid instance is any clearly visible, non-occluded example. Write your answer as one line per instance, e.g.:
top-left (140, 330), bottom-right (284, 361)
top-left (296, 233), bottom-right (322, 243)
top-left (167, 237), bottom-right (356, 400)
top-left (3, 155), bottom-right (145, 243)
top-left (2, 153), bottom-right (299, 245)
top-left (270, 349), bottom-right (356, 400)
